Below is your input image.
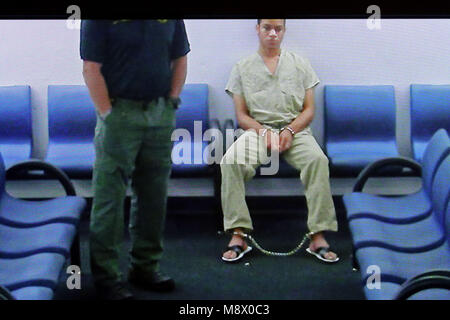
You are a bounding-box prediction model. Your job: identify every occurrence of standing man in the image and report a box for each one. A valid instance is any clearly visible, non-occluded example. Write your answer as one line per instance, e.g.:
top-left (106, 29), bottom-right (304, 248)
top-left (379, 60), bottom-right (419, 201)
top-left (80, 19), bottom-right (190, 300)
top-left (221, 19), bottom-right (339, 263)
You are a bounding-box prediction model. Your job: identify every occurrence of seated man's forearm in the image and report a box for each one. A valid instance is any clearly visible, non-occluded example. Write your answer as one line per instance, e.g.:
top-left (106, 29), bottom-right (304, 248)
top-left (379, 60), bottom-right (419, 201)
top-left (82, 61), bottom-right (112, 114)
top-left (288, 106), bottom-right (314, 134)
top-left (287, 88), bottom-right (316, 133)
top-left (237, 114), bottom-right (266, 133)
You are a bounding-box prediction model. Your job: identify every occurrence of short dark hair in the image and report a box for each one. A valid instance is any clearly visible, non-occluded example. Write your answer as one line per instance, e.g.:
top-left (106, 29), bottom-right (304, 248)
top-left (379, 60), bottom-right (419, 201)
top-left (257, 19), bottom-right (286, 26)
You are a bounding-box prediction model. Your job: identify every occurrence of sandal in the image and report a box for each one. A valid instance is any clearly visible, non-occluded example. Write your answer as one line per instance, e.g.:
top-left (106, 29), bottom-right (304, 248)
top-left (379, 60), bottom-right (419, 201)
top-left (222, 245), bottom-right (253, 263)
top-left (306, 247), bottom-right (339, 263)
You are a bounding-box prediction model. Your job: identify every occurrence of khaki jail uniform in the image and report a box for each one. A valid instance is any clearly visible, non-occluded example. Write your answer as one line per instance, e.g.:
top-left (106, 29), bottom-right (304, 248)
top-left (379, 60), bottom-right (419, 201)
top-left (221, 49), bottom-right (338, 234)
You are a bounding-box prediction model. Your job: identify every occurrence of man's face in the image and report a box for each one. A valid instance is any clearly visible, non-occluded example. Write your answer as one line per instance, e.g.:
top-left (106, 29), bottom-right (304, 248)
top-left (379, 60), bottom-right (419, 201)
top-left (256, 19), bottom-right (286, 49)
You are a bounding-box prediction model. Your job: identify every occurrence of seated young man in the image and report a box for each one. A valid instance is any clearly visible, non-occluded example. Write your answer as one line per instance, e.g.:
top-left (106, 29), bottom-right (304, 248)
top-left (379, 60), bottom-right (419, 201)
top-left (220, 19), bottom-right (339, 263)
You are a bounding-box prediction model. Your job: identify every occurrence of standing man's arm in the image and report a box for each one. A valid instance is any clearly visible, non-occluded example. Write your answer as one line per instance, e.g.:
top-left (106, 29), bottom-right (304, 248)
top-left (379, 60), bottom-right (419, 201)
top-left (168, 20), bottom-right (191, 102)
top-left (82, 61), bottom-right (112, 117)
top-left (169, 55), bottom-right (187, 99)
top-left (80, 20), bottom-right (111, 118)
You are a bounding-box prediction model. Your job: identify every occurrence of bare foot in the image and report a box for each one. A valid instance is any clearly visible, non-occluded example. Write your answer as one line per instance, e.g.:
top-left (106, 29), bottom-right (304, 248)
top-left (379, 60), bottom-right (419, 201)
top-left (309, 232), bottom-right (338, 261)
top-left (222, 229), bottom-right (248, 260)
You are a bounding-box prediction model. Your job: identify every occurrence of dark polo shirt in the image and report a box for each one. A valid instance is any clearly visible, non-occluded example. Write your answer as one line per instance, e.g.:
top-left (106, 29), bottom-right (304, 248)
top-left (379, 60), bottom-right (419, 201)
top-left (80, 20), bottom-right (190, 101)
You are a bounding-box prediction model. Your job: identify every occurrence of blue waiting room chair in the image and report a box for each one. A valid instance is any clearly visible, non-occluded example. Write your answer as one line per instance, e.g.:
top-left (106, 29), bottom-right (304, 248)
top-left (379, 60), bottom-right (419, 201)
top-left (171, 83), bottom-right (220, 177)
top-left (0, 86), bottom-right (32, 169)
top-left (410, 84), bottom-right (450, 162)
top-left (45, 85), bottom-right (96, 178)
top-left (324, 85), bottom-right (400, 176)
top-left (344, 128), bottom-right (449, 224)
top-left (350, 154), bottom-right (450, 299)
top-left (0, 151), bottom-right (86, 299)
top-left (343, 129), bottom-right (450, 299)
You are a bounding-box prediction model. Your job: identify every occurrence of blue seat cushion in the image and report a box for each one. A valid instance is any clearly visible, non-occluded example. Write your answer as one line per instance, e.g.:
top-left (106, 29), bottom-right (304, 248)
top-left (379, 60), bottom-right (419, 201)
top-left (0, 253), bottom-right (66, 291)
top-left (171, 141), bottom-right (212, 176)
top-left (407, 289), bottom-right (450, 300)
top-left (356, 244), bottom-right (450, 287)
top-left (10, 286), bottom-right (55, 300)
top-left (328, 142), bottom-right (399, 175)
top-left (0, 143), bottom-right (31, 169)
top-left (362, 281), bottom-right (450, 300)
top-left (363, 281), bottom-right (402, 300)
top-left (45, 143), bottom-right (95, 177)
top-left (0, 193), bottom-right (85, 227)
top-left (0, 223), bottom-right (77, 259)
top-left (327, 142), bottom-right (398, 159)
top-left (343, 189), bottom-right (432, 224)
top-left (349, 214), bottom-right (445, 252)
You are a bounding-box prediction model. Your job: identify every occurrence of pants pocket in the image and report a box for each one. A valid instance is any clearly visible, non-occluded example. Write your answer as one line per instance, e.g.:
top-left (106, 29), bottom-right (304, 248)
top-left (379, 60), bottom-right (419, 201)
top-left (161, 99), bottom-right (176, 127)
top-left (98, 109), bottom-right (138, 173)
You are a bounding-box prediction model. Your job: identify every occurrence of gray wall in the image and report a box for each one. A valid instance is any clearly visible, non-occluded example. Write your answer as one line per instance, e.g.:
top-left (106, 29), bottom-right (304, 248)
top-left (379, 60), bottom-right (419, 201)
top-left (1, 19), bottom-right (449, 159)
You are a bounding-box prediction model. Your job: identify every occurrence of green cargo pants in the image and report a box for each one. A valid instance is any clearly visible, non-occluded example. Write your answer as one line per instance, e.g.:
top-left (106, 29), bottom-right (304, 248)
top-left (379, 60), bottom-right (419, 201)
top-left (90, 97), bottom-right (176, 286)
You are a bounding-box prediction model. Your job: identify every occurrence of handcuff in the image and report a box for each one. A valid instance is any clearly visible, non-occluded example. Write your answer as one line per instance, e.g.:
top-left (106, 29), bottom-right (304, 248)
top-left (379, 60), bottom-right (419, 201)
top-left (280, 126), bottom-right (296, 136)
top-left (261, 126), bottom-right (296, 137)
top-left (261, 128), bottom-right (269, 137)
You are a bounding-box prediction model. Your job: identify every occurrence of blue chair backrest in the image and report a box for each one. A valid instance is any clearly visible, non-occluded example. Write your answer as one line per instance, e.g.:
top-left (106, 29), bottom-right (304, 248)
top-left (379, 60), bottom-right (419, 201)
top-left (176, 84), bottom-right (209, 134)
top-left (324, 85), bottom-right (397, 147)
top-left (324, 85), bottom-right (396, 146)
top-left (421, 129), bottom-right (450, 195)
top-left (411, 84), bottom-right (450, 161)
top-left (0, 85), bottom-right (32, 153)
top-left (47, 85), bottom-right (96, 143)
top-left (430, 154), bottom-right (450, 242)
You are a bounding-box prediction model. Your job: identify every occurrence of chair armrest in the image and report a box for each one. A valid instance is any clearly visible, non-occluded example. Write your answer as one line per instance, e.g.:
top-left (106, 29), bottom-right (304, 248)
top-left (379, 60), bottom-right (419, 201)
top-left (6, 159), bottom-right (76, 196)
top-left (0, 285), bottom-right (15, 300)
top-left (394, 269), bottom-right (450, 300)
top-left (353, 157), bottom-right (422, 192)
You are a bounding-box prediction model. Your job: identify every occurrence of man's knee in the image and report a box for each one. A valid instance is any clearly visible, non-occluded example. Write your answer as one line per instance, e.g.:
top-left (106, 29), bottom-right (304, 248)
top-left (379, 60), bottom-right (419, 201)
top-left (220, 161), bottom-right (256, 182)
top-left (309, 152), bottom-right (329, 167)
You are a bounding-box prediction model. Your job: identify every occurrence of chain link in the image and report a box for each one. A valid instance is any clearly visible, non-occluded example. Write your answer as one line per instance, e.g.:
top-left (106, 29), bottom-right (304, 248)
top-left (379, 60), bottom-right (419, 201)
top-left (232, 231), bottom-right (315, 257)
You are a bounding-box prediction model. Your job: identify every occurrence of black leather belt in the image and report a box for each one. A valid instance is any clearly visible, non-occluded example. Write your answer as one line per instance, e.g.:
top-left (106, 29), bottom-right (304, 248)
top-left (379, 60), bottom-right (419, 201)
top-left (110, 97), bottom-right (164, 110)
